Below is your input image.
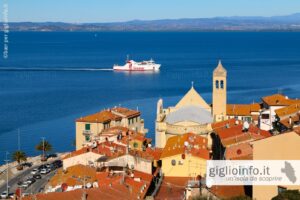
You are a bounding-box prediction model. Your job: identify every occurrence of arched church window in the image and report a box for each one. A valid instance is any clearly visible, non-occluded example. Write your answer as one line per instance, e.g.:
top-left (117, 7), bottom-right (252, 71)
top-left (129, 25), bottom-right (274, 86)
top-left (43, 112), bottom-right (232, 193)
top-left (220, 80), bottom-right (224, 89)
top-left (216, 80), bottom-right (219, 89)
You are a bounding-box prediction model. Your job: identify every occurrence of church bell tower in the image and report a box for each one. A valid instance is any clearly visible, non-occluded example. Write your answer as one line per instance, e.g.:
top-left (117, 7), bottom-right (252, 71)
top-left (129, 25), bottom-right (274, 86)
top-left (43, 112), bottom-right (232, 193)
top-left (212, 60), bottom-right (227, 122)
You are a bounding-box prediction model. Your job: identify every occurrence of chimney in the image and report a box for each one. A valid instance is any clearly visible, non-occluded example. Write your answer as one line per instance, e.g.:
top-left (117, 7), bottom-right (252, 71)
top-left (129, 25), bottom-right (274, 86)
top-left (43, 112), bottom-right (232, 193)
top-left (81, 191), bottom-right (87, 200)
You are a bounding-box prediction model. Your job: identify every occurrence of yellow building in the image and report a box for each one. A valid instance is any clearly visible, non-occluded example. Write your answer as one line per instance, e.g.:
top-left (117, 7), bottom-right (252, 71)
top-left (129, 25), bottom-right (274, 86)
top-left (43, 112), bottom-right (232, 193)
top-left (75, 107), bottom-right (146, 150)
top-left (160, 133), bottom-right (209, 178)
top-left (252, 131), bottom-right (300, 200)
top-left (212, 60), bottom-right (227, 122)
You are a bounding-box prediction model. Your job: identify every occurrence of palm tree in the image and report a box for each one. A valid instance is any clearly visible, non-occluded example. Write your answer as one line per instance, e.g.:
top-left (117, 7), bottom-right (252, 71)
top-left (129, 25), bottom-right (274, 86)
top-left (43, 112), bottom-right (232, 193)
top-left (12, 151), bottom-right (27, 170)
top-left (36, 140), bottom-right (52, 161)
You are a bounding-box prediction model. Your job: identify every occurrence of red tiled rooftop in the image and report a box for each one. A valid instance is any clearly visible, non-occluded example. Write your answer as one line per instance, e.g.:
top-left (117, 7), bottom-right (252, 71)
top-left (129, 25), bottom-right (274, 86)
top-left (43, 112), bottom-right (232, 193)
top-left (225, 142), bottom-right (253, 160)
top-left (161, 133), bottom-right (209, 160)
top-left (211, 118), bottom-right (239, 130)
top-left (227, 103), bottom-right (261, 116)
top-left (276, 103), bottom-right (300, 118)
top-left (209, 186), bottom-right (246, 199)
top-left (215, 123), bottom-right (271, 147)
top-left (49, 164), bottom-right (98, 187)
top-left (76, 107), bottom-right (140, 123)
top-left (111, 107), bottom-right (140, 118)
top-left (262, 94), bottom-right (300, 106)
top-left (155, 177), bottom-right (190, 200)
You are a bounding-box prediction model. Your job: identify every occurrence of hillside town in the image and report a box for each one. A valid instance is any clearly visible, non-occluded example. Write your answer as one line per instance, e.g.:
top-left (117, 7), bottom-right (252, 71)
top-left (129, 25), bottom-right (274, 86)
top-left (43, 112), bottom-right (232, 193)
top-left (2, 61), bottom-right (300, 200)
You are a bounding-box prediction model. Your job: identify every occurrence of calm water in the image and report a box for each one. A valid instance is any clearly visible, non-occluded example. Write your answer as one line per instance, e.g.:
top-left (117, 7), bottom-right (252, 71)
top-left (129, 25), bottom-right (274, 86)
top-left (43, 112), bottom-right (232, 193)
top-left (1, 32), bottom-right (300, 162)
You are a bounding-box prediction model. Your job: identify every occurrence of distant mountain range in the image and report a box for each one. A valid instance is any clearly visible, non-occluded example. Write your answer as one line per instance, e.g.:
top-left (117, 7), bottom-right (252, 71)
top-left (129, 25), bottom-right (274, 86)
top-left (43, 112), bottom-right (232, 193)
top-left (3, 13), bottom-right (300, 32)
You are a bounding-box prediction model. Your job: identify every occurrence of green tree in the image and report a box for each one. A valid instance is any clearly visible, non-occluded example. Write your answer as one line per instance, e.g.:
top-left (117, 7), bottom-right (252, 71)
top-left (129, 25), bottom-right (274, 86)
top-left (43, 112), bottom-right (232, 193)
top-left (36, 140), bottom-right (52, 160)
top-left (12, 151), bottom-right (27, 170)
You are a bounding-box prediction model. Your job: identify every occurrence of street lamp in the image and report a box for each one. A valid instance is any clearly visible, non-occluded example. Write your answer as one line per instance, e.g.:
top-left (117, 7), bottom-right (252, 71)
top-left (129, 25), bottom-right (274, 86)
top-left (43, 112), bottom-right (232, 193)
top-left (4, 151), bottom-right (10, 197)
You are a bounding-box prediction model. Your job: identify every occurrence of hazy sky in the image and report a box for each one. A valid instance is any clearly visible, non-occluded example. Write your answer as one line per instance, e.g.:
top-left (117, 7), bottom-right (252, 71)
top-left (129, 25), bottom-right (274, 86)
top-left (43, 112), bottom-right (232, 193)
top-left (6, 0), bottom-right (300, 23)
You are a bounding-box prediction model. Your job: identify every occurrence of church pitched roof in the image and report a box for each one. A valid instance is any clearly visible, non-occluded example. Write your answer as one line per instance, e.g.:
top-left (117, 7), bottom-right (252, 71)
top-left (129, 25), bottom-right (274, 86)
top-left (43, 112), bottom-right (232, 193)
top-left (213, 60), bottom-right (227, 76)
top-left (175, 86), bottom-right (211, 110)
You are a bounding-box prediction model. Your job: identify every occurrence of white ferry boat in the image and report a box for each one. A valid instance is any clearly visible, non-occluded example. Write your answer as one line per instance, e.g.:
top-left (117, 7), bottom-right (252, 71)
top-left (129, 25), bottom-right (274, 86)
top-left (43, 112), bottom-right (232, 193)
top-left (113, 57), bottom-right (161, 71)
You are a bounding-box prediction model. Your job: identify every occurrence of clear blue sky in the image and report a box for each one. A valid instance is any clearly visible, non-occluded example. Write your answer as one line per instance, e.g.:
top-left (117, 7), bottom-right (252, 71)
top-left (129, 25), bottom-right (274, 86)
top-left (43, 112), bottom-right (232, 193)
top-left (6, 0), bottom-right (300, 23)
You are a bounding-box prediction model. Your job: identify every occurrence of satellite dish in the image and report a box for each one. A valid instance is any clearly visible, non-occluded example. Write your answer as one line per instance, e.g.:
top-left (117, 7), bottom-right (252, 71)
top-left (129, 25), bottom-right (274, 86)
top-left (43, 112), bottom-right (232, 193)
top-left (235, 120), bottom-right (239, 125)
top-left (243, 121), bottom-right (250, 130)
top-left (206, 182), bottom-right (212, 188)
top-left (184, 141), bottom-right (189, 147)
top-left (148, 144), bottom-right (152, 148)
top-left (86, 183), bottom-right (92, 188)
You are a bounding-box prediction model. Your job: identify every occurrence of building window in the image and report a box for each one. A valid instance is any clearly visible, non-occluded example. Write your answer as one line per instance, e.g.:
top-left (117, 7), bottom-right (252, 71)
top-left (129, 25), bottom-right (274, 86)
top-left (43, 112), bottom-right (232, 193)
top-left (277, 186), bottom-right (287, 194)
top-left (261, 114), bottom-right (269, 119)
top-left (216, 80), bottom-right (219, 89)
top-left (85, 124), bottom-right (91, 131)
top-left (104, 123), bottom-right (110, 129)
top-left (85, 135), bottom-right (90, 142)
top-left (220, 80), bottom-right (224, 89)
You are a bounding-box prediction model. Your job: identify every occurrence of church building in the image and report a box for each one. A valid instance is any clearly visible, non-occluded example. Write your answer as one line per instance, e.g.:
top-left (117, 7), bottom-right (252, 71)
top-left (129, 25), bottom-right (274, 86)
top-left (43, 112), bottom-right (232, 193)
top-left (155, 61), bottom-right (227, 148)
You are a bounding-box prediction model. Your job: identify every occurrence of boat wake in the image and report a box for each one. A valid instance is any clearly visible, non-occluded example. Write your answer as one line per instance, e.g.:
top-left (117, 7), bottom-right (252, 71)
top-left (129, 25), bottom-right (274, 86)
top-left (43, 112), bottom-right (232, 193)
top-left (0, 67), bottom-right (114, 72)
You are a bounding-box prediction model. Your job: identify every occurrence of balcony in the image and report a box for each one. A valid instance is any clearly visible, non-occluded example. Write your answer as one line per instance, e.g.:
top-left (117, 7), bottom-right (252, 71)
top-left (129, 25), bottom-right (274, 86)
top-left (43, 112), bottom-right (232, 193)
top-left (83, 130), bottom-right (92, 135)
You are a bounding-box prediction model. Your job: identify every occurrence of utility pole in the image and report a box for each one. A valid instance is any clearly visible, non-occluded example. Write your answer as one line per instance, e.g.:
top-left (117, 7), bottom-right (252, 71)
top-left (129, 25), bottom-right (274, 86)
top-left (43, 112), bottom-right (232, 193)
top-left (4, 151), bottom-right (9, 197)
top-left (41, 137), bottom-right (45, 159)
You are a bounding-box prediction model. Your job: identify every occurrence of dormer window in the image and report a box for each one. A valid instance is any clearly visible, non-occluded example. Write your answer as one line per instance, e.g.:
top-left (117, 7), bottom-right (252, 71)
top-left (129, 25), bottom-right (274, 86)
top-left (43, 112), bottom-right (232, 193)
top-left (216, 80), bottom-right (219, 89)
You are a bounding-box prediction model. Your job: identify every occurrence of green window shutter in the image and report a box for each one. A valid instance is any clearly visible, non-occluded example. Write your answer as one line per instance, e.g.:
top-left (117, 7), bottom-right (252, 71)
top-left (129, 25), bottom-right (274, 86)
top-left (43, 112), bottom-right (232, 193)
top-left (85, 124), bottom-right (91, 130)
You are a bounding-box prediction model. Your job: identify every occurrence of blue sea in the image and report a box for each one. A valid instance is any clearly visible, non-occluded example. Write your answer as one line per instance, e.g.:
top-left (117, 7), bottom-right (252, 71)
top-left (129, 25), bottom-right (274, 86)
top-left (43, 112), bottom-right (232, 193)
top-left (1, 32), bottom-right (300, 163)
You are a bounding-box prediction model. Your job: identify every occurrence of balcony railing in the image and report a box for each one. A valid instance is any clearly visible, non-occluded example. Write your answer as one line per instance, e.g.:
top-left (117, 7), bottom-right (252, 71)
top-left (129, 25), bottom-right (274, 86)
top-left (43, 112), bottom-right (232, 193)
top-left (83, 130), bottom-right (92, 135)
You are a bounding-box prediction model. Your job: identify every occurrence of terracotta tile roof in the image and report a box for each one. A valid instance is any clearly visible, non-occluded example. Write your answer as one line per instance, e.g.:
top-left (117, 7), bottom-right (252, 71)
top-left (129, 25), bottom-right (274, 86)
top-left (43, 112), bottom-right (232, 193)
top-left (262, 94), bottom-right (300, 106)
top-left (111, 107), bottom-right (140, 118)
top-left (96, 172), bottom-right (123, 187)
top-left (62, 147), bottom-right (90, 160)
top-left (279, 115), bottom-right (300, 128)
top-left (209, 186), bottom-right (246, 199)
top-left (145, 148), bottom-right (163, 160)
top-left (275, 103), bottom-right (300, 118)
top-left (64, 141), bottom-right (127, 160)
top-left (26, 169), bottom-right (154, 200)
top-left (227, 104), bottom-right (251, 116)
top-left (96, 170), bottom-right (153, 199)
top-left (161, 133), bottom-right (209, 160)
top-left (215, 123), bottom-right (271, 147)
top-left (23, 187), bottom-right (143, 200)
top-left (101, 126), bottom-right (129, 135)
top-left (95, 141), bottom-right (127, 157)
top-left (293, 127), bottom-right (300, 135)
top-left (225, 142), bottom-right (253, 160)
top-left (76, 107), bottom-right (140, 123)
top-left (227, 103), bottom-right (261, 116)
top-left (155, 177), bottom-right (190, 200)
top-left (76, 110), bottom-right (121, 123)
top-left (250, 103), bottom-right (261, 112)
top-left (211, 118), bottom-right (239, 130)
top-left (49, 164), bottom-right (98, 187)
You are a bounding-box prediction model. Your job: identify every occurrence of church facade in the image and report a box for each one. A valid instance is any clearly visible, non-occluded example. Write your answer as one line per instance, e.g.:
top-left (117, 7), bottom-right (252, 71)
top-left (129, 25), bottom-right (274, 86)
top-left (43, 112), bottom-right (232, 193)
top-left (155, 61), bottom-right (227, 148)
